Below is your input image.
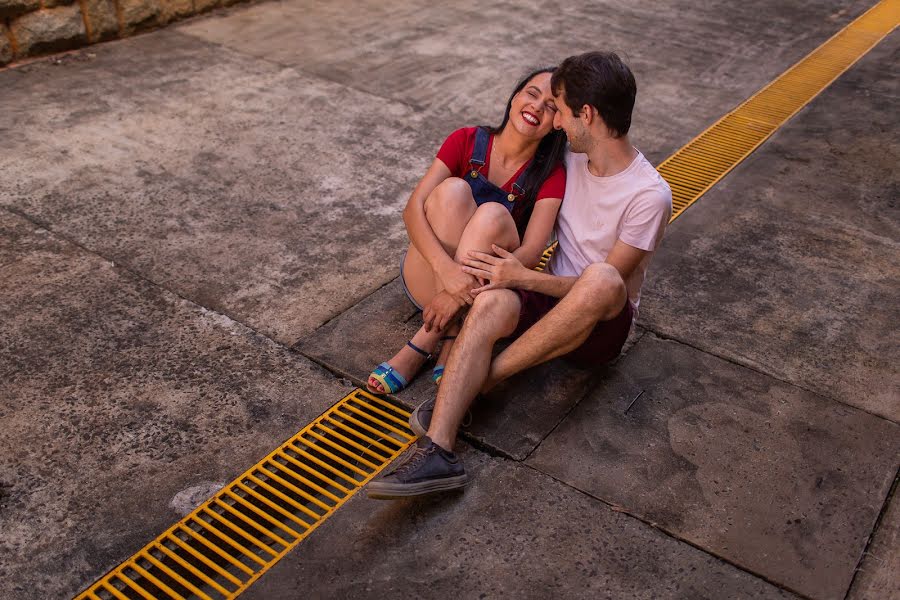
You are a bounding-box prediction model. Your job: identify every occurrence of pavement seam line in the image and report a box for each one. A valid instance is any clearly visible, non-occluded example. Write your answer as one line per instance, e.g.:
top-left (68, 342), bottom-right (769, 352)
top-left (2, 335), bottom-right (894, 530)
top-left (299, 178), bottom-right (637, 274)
top-left (520, 328), bottom-right (649, 464)
top-left (3, 202), bottom-right (363, 400)
top-left (842, 467), bottom-right (900, 599)
top-left (641, 325), bottom-right (900, 426)
top-left (520, 461), bottom-right (815, 600)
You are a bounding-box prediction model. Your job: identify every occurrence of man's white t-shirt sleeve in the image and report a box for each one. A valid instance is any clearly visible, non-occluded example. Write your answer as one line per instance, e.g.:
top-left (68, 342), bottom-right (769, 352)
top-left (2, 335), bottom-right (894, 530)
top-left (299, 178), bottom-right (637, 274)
top-left (618, 189), bottom-right (671, 252)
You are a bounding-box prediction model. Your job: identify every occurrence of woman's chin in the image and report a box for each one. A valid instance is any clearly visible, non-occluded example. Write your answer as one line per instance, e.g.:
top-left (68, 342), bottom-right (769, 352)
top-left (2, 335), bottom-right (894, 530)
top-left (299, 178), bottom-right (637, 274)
top-left (511, 120), bottom-right (548, 139)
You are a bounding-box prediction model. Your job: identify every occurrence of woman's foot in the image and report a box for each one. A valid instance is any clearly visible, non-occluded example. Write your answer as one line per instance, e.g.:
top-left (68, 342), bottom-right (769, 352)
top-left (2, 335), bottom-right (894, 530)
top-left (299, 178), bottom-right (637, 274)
top-left (431, 332), bottom-right (458, 386)
top-left (367, 328), bottom-right (441, 394)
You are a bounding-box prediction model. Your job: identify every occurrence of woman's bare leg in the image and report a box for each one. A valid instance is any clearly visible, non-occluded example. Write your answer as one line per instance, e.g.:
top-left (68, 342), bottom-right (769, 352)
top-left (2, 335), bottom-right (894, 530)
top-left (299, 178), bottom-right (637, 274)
top-left (402, 177), bottom-right (479, 307)
top-left (369, 178), bottom-right (476, 393)
top-left (368, 193), bottom-right (520, 393)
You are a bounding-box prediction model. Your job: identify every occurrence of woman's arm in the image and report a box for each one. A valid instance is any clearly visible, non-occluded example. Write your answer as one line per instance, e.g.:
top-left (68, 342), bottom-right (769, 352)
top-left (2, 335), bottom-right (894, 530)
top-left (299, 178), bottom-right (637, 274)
top-left (401, 158), bottom-right (457, 277)
top-left (512, 197), bottom-right (562, 268)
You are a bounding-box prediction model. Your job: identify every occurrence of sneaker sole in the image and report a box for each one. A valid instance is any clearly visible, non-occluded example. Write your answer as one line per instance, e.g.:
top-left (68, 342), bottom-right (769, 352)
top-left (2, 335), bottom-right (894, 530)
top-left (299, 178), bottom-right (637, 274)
top-left (366, 473), bottom-right (469, 499)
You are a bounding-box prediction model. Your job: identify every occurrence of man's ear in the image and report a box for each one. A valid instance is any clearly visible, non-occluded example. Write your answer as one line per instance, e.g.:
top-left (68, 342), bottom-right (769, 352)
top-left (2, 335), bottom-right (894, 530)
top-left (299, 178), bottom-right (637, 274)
top-left (581, 105), bottom-right (594, 126)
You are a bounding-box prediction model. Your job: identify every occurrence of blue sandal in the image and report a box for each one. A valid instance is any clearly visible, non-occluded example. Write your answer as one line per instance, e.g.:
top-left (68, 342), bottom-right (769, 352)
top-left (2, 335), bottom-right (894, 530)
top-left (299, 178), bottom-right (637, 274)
top-left (367, 341), bottom-right (432, 395)
top-left (431, 336), bottom-right (457, 386)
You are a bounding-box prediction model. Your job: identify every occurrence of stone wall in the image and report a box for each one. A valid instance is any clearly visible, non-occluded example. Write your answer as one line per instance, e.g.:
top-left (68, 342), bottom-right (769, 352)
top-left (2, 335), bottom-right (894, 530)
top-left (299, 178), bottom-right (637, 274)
top-left (0, 0), bottom-right (241, 65)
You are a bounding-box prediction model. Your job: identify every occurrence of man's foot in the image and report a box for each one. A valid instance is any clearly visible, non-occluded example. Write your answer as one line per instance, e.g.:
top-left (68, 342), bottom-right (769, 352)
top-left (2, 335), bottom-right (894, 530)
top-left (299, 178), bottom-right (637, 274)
top-left (410, 397), bottom-right (472, 438)
top-left (366, 437), bottom-right (468, 499)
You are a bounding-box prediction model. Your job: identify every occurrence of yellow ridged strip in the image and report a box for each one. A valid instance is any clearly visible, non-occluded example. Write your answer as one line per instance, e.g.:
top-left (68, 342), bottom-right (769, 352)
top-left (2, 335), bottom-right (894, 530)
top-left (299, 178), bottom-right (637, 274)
top-left (661, 0), bottom-right (899, 223)
top-left (75, 389), bottom-right (414, 600)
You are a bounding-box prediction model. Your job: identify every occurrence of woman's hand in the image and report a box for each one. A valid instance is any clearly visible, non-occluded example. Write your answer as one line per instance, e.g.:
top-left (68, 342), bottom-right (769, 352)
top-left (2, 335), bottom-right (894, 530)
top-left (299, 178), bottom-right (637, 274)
top-left (438, 262), bottom-right (479, 306)
top-left (423, 291), bottom-right (464, 332)
top-left (463, 244), bottom-right (531, 294)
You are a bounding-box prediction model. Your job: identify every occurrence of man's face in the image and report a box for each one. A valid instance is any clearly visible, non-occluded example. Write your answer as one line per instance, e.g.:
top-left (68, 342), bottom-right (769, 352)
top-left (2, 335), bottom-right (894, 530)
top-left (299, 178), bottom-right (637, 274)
top-left (552, 87), bottom-right (590, 152)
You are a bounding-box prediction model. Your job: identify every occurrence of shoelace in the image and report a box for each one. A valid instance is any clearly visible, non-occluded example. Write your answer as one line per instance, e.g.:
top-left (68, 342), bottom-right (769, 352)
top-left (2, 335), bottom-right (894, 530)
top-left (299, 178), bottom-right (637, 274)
top-left (388, 443), bottom-right (435, 477)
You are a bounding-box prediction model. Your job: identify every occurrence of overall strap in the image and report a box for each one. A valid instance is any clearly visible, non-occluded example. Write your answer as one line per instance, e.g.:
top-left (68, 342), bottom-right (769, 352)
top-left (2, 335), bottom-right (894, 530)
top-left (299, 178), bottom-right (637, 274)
top-left (469, 127), bottom-right (490, 167)
top-left (511, 166), bottom-right (529, 198)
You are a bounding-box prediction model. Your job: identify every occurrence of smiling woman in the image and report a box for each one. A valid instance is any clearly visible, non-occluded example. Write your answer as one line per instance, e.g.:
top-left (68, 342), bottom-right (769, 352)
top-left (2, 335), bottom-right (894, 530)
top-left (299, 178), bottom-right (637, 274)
top-left (366, 67), bottom-right (568, 396)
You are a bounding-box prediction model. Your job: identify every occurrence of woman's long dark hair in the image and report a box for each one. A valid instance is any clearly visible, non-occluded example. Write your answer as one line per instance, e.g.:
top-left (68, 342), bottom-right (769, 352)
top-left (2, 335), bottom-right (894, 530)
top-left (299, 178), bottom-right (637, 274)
top-left (482, 66), bottom-right (567, 239)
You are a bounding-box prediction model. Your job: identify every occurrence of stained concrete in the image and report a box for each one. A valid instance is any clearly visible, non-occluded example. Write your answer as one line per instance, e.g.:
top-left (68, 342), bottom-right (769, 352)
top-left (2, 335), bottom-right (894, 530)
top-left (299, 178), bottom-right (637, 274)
top-left (639, 31), bottom-right (900, 422)
top-left (0, 28), bottom-right (435, 346)
top-left (1, 0), bottom-right (897, 597)
top-left (0, 211), bottom-right (353, 599)
top-left (848, 484), bottom-right (900, 600)
top-left (527, 335), bottom-right (900, 600)
top-left (295, 278), bottom-right (644, 460)
top-left (243, 448), bottom-right (795, 600)
top-left (179, 0), bottom-right (871, 164)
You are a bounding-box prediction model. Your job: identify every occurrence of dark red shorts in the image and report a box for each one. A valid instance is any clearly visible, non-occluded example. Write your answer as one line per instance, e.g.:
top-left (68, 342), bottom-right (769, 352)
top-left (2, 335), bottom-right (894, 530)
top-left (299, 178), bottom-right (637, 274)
top-left (512, 289), bottom-right (634, 368)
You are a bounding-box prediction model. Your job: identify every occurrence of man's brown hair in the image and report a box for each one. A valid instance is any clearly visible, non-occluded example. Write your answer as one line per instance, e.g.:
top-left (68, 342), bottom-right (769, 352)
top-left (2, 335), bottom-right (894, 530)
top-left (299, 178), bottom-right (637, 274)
top-left (551, 51), bottom-right (636, 138)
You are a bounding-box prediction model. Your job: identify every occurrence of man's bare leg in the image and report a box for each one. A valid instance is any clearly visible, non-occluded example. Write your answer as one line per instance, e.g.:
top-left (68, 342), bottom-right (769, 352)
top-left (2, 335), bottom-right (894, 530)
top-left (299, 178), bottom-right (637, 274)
top-left (426, 289), bottom-right (521, 450)
top-left (483, 262), bottom-right (627, 392)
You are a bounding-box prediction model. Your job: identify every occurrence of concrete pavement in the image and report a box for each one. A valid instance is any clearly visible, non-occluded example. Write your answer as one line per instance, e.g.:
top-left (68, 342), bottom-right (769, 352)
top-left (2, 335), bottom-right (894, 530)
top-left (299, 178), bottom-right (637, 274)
top-left (0, 1), bottom-right (897, 599)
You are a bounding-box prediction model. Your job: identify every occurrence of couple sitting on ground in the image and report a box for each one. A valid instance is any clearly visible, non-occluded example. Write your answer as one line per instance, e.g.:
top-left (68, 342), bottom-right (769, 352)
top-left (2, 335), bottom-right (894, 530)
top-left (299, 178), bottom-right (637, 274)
top-left (365, 51), bottom-right (672, 499)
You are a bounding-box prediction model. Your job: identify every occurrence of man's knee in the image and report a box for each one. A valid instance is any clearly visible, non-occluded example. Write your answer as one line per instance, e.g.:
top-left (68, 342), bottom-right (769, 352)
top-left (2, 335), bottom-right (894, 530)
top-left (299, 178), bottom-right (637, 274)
top-left (574, 263), bottom-right (627, 321)
top-left (467, 289), bottom-right (521, 334)
top-left (424, 177), bottom-right (475, 217)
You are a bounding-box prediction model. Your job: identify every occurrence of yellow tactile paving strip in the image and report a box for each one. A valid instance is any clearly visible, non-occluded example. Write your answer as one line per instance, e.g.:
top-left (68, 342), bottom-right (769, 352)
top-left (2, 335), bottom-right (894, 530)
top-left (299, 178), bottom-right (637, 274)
top-left (76, 390), bottom-right (415, 600)
top-left (75, 1), bottom-right (898, 597)
top-left (662, 0), bottom-right (899, 222)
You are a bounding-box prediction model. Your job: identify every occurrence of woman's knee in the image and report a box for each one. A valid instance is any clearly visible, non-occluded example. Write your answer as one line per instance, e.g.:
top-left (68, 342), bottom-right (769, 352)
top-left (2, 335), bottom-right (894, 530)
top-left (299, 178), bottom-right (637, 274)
top-left (424, 177), bottom-right (476, 220)
top-left (462, 202), bottom-right (518, 244)
top-left (575, 263), bottom-right (627, 320)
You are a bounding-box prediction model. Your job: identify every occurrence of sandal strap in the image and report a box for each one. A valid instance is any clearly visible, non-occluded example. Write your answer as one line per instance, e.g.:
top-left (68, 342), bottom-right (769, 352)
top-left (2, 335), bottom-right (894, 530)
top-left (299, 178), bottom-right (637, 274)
top-left (371, 362), bottom-right (408, 394)
top-left (406, 340), bottom-right (432, 359)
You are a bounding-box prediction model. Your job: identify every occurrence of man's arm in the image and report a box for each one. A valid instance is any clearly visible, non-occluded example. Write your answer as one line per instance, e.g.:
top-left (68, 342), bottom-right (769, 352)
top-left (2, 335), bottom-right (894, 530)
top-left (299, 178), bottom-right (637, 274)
top-left (463, 240), bottom-right (649, 298)
top-left (604, 239), bottom-right (649, 282)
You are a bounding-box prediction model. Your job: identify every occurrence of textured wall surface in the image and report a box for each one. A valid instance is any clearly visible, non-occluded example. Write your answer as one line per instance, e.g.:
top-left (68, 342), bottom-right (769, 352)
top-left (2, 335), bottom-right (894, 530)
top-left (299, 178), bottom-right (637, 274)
top-left (0, 0), bottom-right (246, 64)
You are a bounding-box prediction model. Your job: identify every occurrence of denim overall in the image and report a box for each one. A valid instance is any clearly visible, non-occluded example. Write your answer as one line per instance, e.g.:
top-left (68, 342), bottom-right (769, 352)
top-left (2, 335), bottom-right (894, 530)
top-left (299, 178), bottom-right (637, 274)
top-left (400, 128), bottom-right (529, 311)
top-left (465, 127), bottom-right (528, 211)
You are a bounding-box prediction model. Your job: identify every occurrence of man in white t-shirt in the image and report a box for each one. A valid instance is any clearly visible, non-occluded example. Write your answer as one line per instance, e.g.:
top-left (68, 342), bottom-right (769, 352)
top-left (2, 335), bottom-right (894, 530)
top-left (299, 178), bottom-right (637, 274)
top-left (368, 51), bottom-right (671, 499)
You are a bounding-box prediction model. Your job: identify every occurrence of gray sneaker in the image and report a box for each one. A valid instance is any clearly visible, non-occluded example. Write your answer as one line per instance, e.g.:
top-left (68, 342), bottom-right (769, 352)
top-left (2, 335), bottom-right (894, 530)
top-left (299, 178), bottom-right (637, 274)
top-left (409, 398), bottom-right (435, 437)
top-left (410, 398), bottom-right (473, 437)
top-left (367, 437), bottom-right (468, 499)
